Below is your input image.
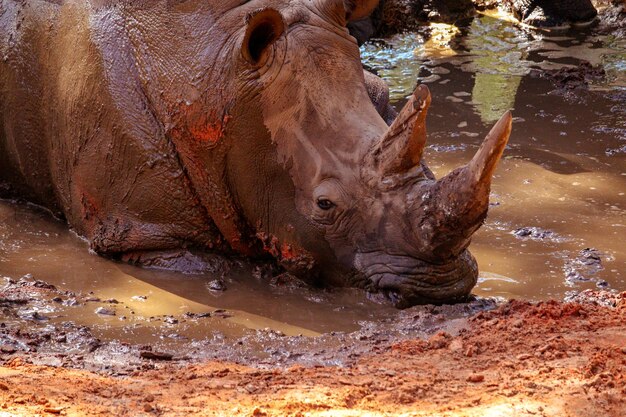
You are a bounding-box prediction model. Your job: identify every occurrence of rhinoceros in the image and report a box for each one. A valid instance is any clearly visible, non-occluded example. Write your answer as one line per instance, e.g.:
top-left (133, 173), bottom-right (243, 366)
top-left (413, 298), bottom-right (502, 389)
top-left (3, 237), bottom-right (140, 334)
top-left (0, 0), bottom-right (511, 308)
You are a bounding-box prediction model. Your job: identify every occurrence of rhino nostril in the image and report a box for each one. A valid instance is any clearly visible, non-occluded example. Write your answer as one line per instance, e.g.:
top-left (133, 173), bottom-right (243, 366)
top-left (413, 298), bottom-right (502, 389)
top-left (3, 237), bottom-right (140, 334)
top-left (387, 290), bottom-right (401, 305)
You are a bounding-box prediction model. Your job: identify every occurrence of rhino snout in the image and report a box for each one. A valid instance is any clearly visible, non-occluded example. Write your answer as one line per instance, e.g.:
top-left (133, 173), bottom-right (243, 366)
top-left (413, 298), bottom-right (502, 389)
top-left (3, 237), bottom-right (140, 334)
top-left (357, 250), bottom-right (479, 308)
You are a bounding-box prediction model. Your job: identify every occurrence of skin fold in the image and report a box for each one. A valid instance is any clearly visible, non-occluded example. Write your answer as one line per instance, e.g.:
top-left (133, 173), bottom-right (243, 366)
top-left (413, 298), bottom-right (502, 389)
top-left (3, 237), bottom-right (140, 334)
top-left (0, 0), bottom-right (512, 308)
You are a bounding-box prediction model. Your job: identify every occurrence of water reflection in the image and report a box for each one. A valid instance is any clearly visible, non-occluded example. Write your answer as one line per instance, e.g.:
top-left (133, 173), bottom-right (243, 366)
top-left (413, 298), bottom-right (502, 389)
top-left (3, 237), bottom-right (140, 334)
top-left (361, 12), bottom-right (626, 300)
top-left (0, 200), bottom-right (396, 340)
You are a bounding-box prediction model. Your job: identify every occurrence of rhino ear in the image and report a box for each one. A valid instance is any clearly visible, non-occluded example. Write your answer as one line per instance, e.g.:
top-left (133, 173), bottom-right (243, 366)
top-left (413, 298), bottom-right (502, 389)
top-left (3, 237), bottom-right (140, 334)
top-left (243, 8), bottom-right (285, 65)
top-left (344, 0), bottom-right (379, 21)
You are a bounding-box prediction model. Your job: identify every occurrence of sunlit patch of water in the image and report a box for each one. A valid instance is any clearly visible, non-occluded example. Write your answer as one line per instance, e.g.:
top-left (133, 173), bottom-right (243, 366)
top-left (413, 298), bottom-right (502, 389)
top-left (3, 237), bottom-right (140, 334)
top-left (361, 12), bottom-right (626, 301)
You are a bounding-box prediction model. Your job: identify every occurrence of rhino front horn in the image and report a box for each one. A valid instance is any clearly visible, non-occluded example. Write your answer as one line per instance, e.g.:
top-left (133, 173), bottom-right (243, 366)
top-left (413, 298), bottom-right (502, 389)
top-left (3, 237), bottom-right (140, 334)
top-left (370, 85), bottom-right (430, 176)
top-left (425, 111), bottom-right (512, 258)
top-left (466, 110), bottom-right (512, 188)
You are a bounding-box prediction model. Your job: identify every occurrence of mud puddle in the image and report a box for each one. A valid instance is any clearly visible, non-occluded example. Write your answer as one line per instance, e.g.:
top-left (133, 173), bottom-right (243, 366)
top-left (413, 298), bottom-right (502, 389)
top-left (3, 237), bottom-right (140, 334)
top-left (362, 10), bottom-right (626, 301)
top-left (1, 10), bottom-right (625, 369)
top-left (0, 200), bottom-right (396, 360)
top-left (0, 231), bottom-right (494, 372)
top-left (2, 200), bottom-right (495, 369)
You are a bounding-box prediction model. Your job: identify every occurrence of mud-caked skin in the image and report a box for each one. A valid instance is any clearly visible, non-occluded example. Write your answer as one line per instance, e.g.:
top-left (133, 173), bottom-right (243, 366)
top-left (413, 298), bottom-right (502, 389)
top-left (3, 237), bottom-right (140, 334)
top-left (0, 0), bottom-right (512, 308)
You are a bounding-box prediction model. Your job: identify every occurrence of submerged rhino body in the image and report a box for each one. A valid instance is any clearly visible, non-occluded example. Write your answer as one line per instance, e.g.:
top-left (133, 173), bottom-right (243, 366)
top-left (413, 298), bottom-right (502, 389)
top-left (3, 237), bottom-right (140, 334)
top-left (0, 0), bottom-right (511, 307)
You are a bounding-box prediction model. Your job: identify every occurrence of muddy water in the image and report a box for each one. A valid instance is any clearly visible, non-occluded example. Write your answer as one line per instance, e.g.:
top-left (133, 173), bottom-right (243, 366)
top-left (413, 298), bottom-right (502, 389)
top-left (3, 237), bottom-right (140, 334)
top-left (362, 12), bottom-right (626, 301)
top-left (0, 202), bottom-right (399, 341)
top-left (1, 12), bottom-right (625, 348)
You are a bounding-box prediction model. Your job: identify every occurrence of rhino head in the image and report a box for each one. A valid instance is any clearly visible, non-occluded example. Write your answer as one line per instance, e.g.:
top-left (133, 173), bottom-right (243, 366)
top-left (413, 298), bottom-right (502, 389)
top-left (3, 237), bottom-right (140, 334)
top-left (215, 0), bottom-right (513, 308)
top-left (127, 0), bottom-right (513, 307)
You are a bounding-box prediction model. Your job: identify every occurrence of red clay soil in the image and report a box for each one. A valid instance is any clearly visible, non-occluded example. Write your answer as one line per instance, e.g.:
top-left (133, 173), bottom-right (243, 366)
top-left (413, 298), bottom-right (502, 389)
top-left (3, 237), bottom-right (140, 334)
top-left (1, 295), bottom-right (625, 417)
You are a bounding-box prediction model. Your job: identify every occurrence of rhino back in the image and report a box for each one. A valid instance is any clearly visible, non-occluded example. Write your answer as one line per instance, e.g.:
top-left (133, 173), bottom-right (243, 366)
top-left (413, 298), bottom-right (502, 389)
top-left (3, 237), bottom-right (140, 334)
top-left (0, 0), bottom-right (244, 254)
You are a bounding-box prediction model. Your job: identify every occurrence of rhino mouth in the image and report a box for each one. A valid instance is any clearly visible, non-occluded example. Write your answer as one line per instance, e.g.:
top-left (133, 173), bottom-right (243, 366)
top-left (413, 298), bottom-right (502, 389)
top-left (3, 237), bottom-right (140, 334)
top-left (361, 250), bottom-right (478, 308)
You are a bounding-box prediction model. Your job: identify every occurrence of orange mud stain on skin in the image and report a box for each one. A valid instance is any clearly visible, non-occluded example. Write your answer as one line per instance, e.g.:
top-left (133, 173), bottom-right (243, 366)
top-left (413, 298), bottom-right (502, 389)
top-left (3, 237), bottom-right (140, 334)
top-left (168, 109), bottom-right (258, 255)
top-left (77, 186), bottom-right (100, 223)
top-left (256, 232), bottom-right (304, 261)
top-left (280, 243), bottom-right (297, 260)
top-left (257, 232), bottom-right (281, 258)
top-left (189, 114), bottom-right (231, 144)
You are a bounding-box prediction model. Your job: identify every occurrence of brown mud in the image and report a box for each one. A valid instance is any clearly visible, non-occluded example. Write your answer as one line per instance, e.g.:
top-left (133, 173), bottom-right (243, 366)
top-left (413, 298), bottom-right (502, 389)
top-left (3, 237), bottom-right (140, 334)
top-left (0, 289), bottom-right (624, 416)
top-left (0, 273), bottom-right (495, 370)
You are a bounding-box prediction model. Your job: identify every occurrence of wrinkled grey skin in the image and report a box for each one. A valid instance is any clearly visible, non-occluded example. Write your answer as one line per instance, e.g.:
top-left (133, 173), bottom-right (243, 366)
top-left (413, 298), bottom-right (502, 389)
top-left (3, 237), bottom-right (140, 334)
top-left (0, 0), bottom-right (511, 308)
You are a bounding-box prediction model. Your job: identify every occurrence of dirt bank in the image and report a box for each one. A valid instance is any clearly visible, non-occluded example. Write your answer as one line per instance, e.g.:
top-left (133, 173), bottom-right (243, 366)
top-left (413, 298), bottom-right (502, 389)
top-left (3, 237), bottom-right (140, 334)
top-left (1, 291), bottom-right (624, 416)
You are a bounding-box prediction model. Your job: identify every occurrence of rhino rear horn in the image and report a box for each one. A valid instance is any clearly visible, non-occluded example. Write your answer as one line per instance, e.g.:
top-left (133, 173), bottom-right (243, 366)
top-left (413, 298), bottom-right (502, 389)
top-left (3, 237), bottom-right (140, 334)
top-left (370, 85), bottom-right (430, 177)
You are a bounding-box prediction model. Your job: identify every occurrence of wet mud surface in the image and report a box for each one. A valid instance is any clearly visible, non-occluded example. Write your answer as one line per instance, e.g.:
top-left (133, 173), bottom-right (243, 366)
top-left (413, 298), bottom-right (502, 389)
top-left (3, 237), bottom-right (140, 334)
top-left (1, 7), bottom-right (625, 417)
top-left (0, 274), bottom-right (495, 372)
top-left (0, 290), bottom-right (624, 416)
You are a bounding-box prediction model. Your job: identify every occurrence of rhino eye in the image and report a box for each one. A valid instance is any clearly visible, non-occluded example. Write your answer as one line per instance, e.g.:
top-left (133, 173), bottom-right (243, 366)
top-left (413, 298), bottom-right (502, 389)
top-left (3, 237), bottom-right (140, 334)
top-left (317, 198), bottom-right (335, 211)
